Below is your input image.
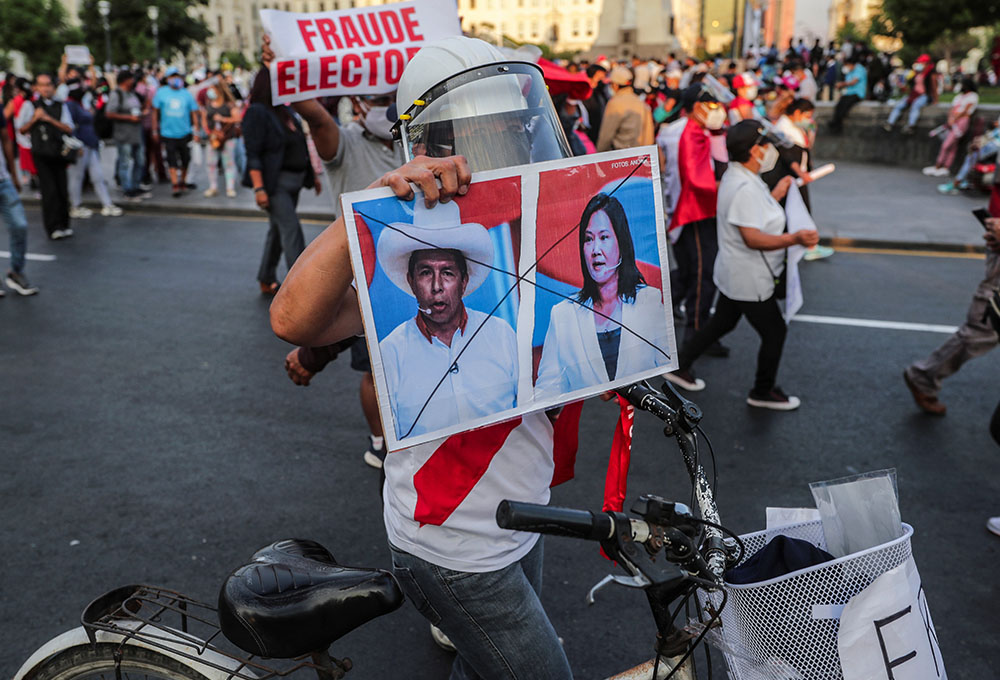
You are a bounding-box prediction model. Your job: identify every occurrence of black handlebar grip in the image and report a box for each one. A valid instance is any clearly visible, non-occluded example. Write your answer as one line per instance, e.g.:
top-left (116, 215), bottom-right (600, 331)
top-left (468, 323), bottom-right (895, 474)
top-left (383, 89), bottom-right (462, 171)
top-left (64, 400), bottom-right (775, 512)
top-left (497, 501), bottom-right (615, 541)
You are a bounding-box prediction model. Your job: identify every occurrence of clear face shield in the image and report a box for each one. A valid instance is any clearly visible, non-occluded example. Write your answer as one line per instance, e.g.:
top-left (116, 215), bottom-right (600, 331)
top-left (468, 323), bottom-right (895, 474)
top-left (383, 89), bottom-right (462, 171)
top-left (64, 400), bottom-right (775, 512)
top-left (392, 62), bottom-right (573, 173)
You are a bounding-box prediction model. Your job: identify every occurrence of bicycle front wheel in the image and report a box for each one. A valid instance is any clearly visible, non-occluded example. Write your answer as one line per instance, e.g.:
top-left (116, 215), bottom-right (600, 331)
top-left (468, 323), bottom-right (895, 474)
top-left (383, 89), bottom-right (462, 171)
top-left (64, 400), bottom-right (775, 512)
top-left (24, 644), bottom-right (211, 680)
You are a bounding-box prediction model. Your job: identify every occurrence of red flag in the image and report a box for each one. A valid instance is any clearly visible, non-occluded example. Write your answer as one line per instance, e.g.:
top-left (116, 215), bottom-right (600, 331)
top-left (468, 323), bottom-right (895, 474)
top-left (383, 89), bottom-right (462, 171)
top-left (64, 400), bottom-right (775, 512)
top-left (671, 118), bottom-right (717, 230)
top-left (602, 396), bottom-right (635, 513)
top-left (550, 401), bottom-right (584, 487)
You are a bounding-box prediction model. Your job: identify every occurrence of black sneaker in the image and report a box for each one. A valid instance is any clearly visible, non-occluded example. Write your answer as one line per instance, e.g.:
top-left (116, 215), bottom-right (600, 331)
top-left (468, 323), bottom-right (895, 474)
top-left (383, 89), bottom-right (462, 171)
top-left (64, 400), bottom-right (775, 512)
top-left (172, 185), bottom-right (183, 198)
top-left (747, 387), bottom-right (801, 411)
top-left (363, 436), bottom-right (387, 469)
top-left (184, 182), bottom-right (197, 190)
top-left (664, 369), bottom-right (706, 392)
top-left (5, 270), bottom-right (38, 296)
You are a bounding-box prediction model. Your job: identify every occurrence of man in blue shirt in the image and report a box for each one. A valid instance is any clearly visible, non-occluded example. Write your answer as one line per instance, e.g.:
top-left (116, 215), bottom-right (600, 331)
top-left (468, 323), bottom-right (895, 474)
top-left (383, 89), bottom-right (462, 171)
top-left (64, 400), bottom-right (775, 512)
top-left (152, 68), bottom-right (201, 197)
top-left (829, 55), bottom-right (867, 133)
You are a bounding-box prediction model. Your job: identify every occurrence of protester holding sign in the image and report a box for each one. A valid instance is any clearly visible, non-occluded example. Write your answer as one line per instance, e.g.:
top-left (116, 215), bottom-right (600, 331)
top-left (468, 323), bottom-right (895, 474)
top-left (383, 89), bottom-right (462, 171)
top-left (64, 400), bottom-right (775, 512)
top-left (271, 36), bottom-right (576, 680)
top-left (261, 31), bottom-right (405, 469)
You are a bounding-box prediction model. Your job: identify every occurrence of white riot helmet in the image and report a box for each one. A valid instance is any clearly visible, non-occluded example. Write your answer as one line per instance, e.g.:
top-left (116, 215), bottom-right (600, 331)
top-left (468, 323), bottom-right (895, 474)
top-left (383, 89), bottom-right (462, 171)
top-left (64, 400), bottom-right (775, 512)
top-left (392, 36), bottom-right (572, 172)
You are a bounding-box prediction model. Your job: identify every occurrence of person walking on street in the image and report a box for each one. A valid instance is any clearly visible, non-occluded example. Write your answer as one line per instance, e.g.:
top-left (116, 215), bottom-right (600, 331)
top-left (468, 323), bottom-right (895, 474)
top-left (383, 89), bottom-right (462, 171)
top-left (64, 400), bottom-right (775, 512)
top-left (106, 70), bottom-right (149, 202)
top-left (583, 64), bottom-right (610, 146)
top-left (65, 82), bottom-right (122, 218)
top-left (904, 211), bottom-right (1000, 415)
top-left (242, 68), bottom-right (315, 296)
top-left (18, 73), bottom-right (75, 240)
top-left (201, 82), bottom-right (241, 198)
top-left (828, 55), bottom-right (866, 134)
top-left (666, 121), bottom-right (819, 408)
top-left (596, 66), bottom-right (654, 152)
top-left (0, 108), bottom-right (39, 295)
top-left (152, 68), bottom-right (200, 198)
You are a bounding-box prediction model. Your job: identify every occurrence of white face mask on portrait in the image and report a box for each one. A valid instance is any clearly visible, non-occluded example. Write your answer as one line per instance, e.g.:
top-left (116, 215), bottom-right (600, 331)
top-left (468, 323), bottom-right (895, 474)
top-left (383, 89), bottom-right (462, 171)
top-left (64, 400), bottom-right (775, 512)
top-left (743, 86), bottom-right (758, 101)
top-left (758, 144), bottom-right (779, 173)
top-left (363, 105), bottom-right (394, 140)
top-left (704, 107), bottom-right (727, 130)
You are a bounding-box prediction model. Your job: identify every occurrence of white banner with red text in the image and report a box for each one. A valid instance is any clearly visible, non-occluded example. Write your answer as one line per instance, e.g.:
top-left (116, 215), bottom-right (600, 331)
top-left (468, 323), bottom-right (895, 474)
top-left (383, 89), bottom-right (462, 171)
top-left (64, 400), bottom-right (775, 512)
top-left (260, 0), bottom-right (461, 104)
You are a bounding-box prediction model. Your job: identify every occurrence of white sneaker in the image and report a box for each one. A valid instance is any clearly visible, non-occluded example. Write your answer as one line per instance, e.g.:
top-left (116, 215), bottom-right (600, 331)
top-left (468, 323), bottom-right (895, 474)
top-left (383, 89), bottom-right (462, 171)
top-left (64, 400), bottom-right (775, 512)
top-left (63, 228), bottom-right (74, 237)
top-left (933, 167), bottom-right (951, 177)
top-left (921, 166), bottom-right (937, 176)
top-left (69, 206), bottom-right (93, 218)
top-left (746, 388), bottom-right (801, 411)
top-left (101, 204), bottom-right (123, 217)
top-left (50, 230), bottom-right (66, 240)
top-left (204, 188), bottom-right (218, 197)
top-left (664, 369), bottom-right (706, 392)
top-left (988, 517), bottom-right (1000, 537)
top-left (430, 624), bottom-right (456, 652)
top-left (226, 189), bottom-right (237, 198)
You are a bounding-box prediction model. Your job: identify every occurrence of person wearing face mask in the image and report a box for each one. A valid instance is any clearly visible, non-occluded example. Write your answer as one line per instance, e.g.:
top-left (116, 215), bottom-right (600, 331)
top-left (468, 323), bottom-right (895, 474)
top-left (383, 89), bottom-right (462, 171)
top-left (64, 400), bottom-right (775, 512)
top-left (665, 120), bottom-right (819, 408)
top-left (728, 74), bottom-right (758, 122)
top-left (152, 67), bottom-right (201, 197)
top-left (883, 54), bottom-right (938, 134)
top-left (201, 82), bottom-right (242, 198)
top-left (595, 66), bottom-right (654, 152)
top-left (828, 55), bottom-right (867, 134)
top-left (670, 85), bottom-right (730, 356)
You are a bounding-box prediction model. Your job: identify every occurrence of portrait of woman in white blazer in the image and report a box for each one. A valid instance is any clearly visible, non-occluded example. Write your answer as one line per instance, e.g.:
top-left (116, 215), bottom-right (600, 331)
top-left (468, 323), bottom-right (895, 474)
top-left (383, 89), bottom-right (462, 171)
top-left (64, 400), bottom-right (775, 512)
top-left (534, 192), bottom-right (671, 399)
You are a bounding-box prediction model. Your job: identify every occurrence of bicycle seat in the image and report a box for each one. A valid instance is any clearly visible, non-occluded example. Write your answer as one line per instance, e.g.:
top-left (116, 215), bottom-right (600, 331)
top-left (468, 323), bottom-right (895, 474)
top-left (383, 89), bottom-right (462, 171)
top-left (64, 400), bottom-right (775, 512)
top-left (218, 538), bottom-right (403, 658)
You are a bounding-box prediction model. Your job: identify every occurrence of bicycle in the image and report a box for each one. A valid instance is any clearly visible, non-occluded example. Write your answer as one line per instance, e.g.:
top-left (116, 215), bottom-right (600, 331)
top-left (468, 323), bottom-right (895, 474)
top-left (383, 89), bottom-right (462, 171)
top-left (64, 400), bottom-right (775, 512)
top-left (14, 380), bottom-right (741, 680)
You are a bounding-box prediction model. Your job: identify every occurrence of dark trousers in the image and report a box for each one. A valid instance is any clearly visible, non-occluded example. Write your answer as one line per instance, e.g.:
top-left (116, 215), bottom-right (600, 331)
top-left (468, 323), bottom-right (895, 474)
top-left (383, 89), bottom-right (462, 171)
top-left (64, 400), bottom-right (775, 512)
top-left (143, 127), bottom-right (167, 183)
top-left (35, 156), bottom-right (70, 237)
top-left (258, 170), bottom-right (307, 284)
top-left (679, 293), bottom-right (787, 395)
top-left (671, 218), bottom-right (718, 335)
top-left (829, 94), bottom-right (861, 132)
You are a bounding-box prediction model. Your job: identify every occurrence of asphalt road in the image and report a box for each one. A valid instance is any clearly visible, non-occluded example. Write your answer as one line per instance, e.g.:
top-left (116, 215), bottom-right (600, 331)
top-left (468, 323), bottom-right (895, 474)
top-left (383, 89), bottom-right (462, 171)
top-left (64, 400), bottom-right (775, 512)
top-left (2, 210), bottom-right (999, 679)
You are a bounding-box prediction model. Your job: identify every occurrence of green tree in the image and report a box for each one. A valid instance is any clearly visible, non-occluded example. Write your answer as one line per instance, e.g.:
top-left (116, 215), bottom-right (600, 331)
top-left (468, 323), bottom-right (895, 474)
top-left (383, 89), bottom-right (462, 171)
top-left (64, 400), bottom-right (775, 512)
top-left (219, 50), bottom-right (252, 70)
top-left (77, 0), bottom-right (211, 66)
top-left (0, 0), bottom-right (79, 73)
top-left (876, 0), bottom-right (1000, 49)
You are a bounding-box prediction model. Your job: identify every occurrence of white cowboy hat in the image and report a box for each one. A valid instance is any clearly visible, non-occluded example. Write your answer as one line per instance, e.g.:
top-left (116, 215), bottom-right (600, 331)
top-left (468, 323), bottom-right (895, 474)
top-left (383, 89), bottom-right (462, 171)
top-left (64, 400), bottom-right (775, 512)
top-left (376, 199), bottom-right (494, 297)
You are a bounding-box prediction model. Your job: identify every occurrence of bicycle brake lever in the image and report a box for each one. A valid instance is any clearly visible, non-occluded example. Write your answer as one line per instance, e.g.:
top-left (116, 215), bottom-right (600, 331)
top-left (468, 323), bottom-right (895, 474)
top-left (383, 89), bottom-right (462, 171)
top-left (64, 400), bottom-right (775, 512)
top-left (585, 573), bottom-right (652, 605)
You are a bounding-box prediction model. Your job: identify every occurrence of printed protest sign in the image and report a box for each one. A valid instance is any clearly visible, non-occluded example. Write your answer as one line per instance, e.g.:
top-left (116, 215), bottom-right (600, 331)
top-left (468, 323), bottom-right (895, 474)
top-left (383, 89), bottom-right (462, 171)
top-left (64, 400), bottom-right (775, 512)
top-left (65, 45), bottom-right (91, 65)
top-left (839, 557), bottom-right (947, 680)
top-left (260, 0), bottom-right (462, 104)
top-left (342, 148), bottom-right (677, 451)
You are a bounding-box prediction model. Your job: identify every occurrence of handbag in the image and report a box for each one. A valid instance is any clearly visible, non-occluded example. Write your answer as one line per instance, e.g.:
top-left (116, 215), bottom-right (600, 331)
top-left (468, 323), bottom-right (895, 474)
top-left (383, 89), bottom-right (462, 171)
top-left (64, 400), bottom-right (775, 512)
top-left (759, 250), bottom-right (788, 300)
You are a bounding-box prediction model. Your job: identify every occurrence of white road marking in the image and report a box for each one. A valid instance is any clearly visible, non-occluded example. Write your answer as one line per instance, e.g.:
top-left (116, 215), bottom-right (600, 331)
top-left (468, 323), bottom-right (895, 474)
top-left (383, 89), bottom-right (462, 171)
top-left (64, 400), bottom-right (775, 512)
top-left (792, 314), bottom-right (957, 334)
top-left (0, 250), bottom-right (57, 262)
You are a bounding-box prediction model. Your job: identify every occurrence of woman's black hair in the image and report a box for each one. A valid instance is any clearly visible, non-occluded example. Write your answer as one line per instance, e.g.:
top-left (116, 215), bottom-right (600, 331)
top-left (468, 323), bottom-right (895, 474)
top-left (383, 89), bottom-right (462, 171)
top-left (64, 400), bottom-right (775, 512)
top-left (961, 77), bottom-right (978, 93)
top-left (576, 193), bottom-right (645, 306)
top-left (65, 78), bottom-right (85, 102)
top-left (249, 68), bottom-right (293, 128)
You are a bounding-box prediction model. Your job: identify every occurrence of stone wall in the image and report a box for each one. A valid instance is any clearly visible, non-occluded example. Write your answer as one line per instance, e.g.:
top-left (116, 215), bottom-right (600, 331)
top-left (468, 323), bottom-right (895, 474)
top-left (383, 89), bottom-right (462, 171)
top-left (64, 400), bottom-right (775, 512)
top-left (811, 101), bottom-right (1000, 169)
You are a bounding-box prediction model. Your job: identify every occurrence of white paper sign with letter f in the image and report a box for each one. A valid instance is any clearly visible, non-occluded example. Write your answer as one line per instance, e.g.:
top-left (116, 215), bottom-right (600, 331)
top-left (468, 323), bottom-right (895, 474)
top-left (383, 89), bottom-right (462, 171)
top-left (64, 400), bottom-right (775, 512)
top-left (261, 0), bottom-right (461, 104)
top-left (839, 557), bottom-right (946, 680)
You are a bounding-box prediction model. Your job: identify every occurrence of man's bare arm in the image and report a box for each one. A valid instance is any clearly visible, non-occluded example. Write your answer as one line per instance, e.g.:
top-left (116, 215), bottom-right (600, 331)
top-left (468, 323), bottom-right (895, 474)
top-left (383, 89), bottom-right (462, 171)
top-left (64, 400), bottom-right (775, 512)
top-left (270, 155), bottom-right (472, 347)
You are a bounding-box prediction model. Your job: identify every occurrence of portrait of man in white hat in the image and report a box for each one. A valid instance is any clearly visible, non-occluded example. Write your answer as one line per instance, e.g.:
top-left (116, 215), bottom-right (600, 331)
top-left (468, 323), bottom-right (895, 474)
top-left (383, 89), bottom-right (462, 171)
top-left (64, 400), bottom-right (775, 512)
top-left (375, 199), bottom-right (519, 440)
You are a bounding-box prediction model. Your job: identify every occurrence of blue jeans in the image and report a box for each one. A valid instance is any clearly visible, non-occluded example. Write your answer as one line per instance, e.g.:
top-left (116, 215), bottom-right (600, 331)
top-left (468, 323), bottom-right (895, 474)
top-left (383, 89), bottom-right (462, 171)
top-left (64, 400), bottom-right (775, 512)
top-left (116, 141), bottom-right (145, 193)
top-left (887, 94), bottom-right (928, 127)
top-left (389, 539), bottom-right (572, 680)
top-left (0, 178), bottom-right (28, 274)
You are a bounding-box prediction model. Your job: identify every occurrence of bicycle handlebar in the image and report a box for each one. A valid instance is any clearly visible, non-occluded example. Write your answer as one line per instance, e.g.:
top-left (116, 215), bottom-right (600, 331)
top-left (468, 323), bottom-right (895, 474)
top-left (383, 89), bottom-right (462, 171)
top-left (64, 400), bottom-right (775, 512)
top-left (496, 501), bottom-right (616, 541)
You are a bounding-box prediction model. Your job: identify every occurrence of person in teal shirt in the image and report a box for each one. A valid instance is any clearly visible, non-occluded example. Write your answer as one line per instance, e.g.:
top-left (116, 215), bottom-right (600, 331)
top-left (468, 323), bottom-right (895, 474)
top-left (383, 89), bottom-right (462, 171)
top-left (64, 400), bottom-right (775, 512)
top-left (152, 67), bottom-right (201, 196)
top-left (829, 56), bottom-right (867, 133)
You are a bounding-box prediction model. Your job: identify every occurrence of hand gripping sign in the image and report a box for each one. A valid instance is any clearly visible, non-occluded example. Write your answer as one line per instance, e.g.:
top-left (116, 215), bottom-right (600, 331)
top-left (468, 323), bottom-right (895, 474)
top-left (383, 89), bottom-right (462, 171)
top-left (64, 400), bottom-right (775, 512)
top-left (261, 0), bottom-right (462, 104)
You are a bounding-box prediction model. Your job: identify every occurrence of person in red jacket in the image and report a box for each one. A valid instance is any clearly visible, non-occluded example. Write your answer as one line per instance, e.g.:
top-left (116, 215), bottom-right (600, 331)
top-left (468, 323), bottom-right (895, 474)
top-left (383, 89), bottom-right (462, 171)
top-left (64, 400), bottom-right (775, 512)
top-left (670, 85), bottom-right (729, 355)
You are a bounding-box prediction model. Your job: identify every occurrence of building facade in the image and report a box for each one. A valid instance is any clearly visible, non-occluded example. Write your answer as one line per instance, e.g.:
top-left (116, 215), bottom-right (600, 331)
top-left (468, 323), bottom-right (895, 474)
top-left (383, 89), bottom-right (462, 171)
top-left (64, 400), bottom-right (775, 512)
top-left (589, 0), bottom-right (679, 59)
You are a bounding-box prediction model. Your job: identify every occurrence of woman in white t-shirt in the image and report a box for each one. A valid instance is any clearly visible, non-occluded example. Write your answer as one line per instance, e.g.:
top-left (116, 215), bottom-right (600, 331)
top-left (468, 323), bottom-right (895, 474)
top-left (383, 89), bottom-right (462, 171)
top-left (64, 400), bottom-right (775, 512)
top-left (664, 120), bottom-right (819, 410)
top-left (923, 77), bottom-right (980, 177)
